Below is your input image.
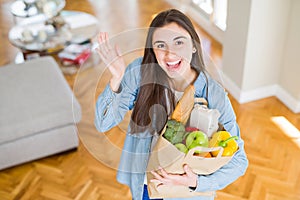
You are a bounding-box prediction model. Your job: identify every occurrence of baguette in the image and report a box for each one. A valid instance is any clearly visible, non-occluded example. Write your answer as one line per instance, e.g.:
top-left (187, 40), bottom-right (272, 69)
top-left (171, 85), bottom-right (195, 125)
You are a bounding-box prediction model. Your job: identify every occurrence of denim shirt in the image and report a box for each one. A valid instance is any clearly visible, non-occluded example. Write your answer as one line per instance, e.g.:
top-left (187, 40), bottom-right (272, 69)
top-left (95, 57), bottom-right (248, 200)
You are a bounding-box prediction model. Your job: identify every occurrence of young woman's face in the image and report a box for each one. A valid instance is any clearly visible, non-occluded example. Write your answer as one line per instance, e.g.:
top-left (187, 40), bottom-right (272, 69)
top-left (152, 22), bottom-right (194, 80)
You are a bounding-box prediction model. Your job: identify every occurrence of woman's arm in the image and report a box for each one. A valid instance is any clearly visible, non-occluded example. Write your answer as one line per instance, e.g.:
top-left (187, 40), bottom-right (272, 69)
top-left (97, 32), bottom-right (126, 92)
top-left (194, 80), bottom-right (248, 192)
top-left (94, 58), bottom-right (142, 133)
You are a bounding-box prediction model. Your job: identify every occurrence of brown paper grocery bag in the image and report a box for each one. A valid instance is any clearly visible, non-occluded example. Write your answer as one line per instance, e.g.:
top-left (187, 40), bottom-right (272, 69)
top-left (146, 133), bottom-right (233, 198)
top-left (183, 146), bottom-right (233, 174)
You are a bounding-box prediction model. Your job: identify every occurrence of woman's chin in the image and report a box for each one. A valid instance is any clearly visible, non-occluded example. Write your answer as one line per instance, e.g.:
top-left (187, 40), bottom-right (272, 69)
top-left (166, 70), bottom-right (184, 79)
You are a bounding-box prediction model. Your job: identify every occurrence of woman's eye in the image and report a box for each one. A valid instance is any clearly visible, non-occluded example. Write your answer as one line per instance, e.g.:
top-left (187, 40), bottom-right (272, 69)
top-left (156, 43), bottom-right (165, 49)
top-left (175, 40), bottom-right (184, 45)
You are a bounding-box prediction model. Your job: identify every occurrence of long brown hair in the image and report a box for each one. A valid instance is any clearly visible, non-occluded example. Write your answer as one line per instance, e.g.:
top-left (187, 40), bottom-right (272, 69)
top-left (130, 9), bottom-right (206, 134)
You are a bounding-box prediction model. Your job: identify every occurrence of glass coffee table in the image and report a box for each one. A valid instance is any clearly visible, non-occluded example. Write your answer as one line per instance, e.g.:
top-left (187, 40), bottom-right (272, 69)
top-left (10, 0), bottom-right (66, 23)
top-left (8, 10), bottom-right (99, 60)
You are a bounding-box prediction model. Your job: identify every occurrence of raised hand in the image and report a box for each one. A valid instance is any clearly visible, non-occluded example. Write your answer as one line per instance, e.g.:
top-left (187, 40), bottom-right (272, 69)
top-left (96, 32), bottom-right (126, 92)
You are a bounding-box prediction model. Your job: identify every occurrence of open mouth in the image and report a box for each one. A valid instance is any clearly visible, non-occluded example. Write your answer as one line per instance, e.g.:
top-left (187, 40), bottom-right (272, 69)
top-left (166, 59), bottom-right (181, 71)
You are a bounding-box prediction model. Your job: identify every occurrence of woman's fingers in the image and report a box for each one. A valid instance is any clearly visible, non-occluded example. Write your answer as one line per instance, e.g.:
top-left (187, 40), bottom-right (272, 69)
top-left (104, 32), bottom-right (113, 50)
top-left (150, 167), bottom-right (172, 186)
top-left (183, 164), bottom-right (193, 177)
top-left (98, 32), bottom-right (110, 55)
top-left (96, 32), bottom-right (126, 91)
top-left (115, 44), bottom-right (121, 57)
top-left (150, 170), bottom-right (163, 182)
top-left (97, 32), bottom-right (106, 45)
top-left (150, 165), bottom-right (197, 187)
top-left (97, 32), bottom-right (118, 65)
top-left (158, 166), bottom-right (170, 178)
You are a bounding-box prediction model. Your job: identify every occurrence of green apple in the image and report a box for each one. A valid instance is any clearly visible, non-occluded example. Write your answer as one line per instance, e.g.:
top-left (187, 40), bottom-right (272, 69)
top-left (186, 131), bottom-right (209, 151)
top-left (174, 143), bottom-right (188, 154)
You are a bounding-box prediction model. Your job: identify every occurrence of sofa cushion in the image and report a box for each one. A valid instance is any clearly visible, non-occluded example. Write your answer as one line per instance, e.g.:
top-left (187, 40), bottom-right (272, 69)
top-left (0, 124), bottom-right (79, 170)
top-left (0, 56), bottom-right (81, 144)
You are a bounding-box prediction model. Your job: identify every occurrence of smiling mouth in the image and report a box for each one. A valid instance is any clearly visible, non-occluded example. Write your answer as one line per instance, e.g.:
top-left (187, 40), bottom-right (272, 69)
top-left (166, 59), bottom-right (181, 70)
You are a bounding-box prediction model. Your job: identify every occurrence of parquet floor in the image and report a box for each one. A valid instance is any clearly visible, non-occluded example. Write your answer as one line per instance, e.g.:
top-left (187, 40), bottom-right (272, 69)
top-left (1, 0), bottom-right (300, 200)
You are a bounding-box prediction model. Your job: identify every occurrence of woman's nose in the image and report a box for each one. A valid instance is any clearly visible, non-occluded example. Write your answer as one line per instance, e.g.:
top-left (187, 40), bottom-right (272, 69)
top-left (165, 48), bottom-right (178, 58)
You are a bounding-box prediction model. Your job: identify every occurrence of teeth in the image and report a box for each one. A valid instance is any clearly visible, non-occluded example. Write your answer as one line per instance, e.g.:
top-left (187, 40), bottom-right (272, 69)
top-left (167, 60), bottom-right (180, 65)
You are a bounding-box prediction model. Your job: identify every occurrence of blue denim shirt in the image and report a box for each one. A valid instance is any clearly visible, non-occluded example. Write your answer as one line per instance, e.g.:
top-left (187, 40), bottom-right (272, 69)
top-left (95, 57), bottom-right (248, 200)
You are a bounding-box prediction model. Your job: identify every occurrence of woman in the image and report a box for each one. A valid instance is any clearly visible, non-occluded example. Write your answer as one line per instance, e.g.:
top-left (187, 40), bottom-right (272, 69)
top-left (95, 9), bottom-right (248, 200)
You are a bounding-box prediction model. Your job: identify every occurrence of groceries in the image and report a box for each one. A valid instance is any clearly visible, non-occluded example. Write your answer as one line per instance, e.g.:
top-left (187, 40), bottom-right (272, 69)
top-left (163, 119), bottom-right (238, 157)
top-left (162, 87), bottom-right (238, 157)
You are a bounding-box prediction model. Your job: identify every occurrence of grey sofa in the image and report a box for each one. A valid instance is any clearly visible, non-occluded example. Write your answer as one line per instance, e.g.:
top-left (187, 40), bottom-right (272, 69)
top-left (0, 56), bottom-right (81, 170)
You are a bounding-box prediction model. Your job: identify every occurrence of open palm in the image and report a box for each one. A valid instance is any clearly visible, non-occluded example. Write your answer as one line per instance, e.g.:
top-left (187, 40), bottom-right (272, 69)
top-left (97, 32), bottom-right (126, 91)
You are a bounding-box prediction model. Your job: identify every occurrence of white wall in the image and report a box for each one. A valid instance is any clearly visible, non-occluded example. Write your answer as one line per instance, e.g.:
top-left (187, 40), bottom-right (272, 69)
top-left (222, 0), bottom-right (251, 91)
top-left (280, 0), bottom-right (300, 100)
top-left (242, 0), bottom-right (290, 91)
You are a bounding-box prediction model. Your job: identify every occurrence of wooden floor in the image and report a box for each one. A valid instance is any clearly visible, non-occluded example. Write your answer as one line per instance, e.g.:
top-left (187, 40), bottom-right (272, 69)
top-left (1, 0), bottom-right (300, 199)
